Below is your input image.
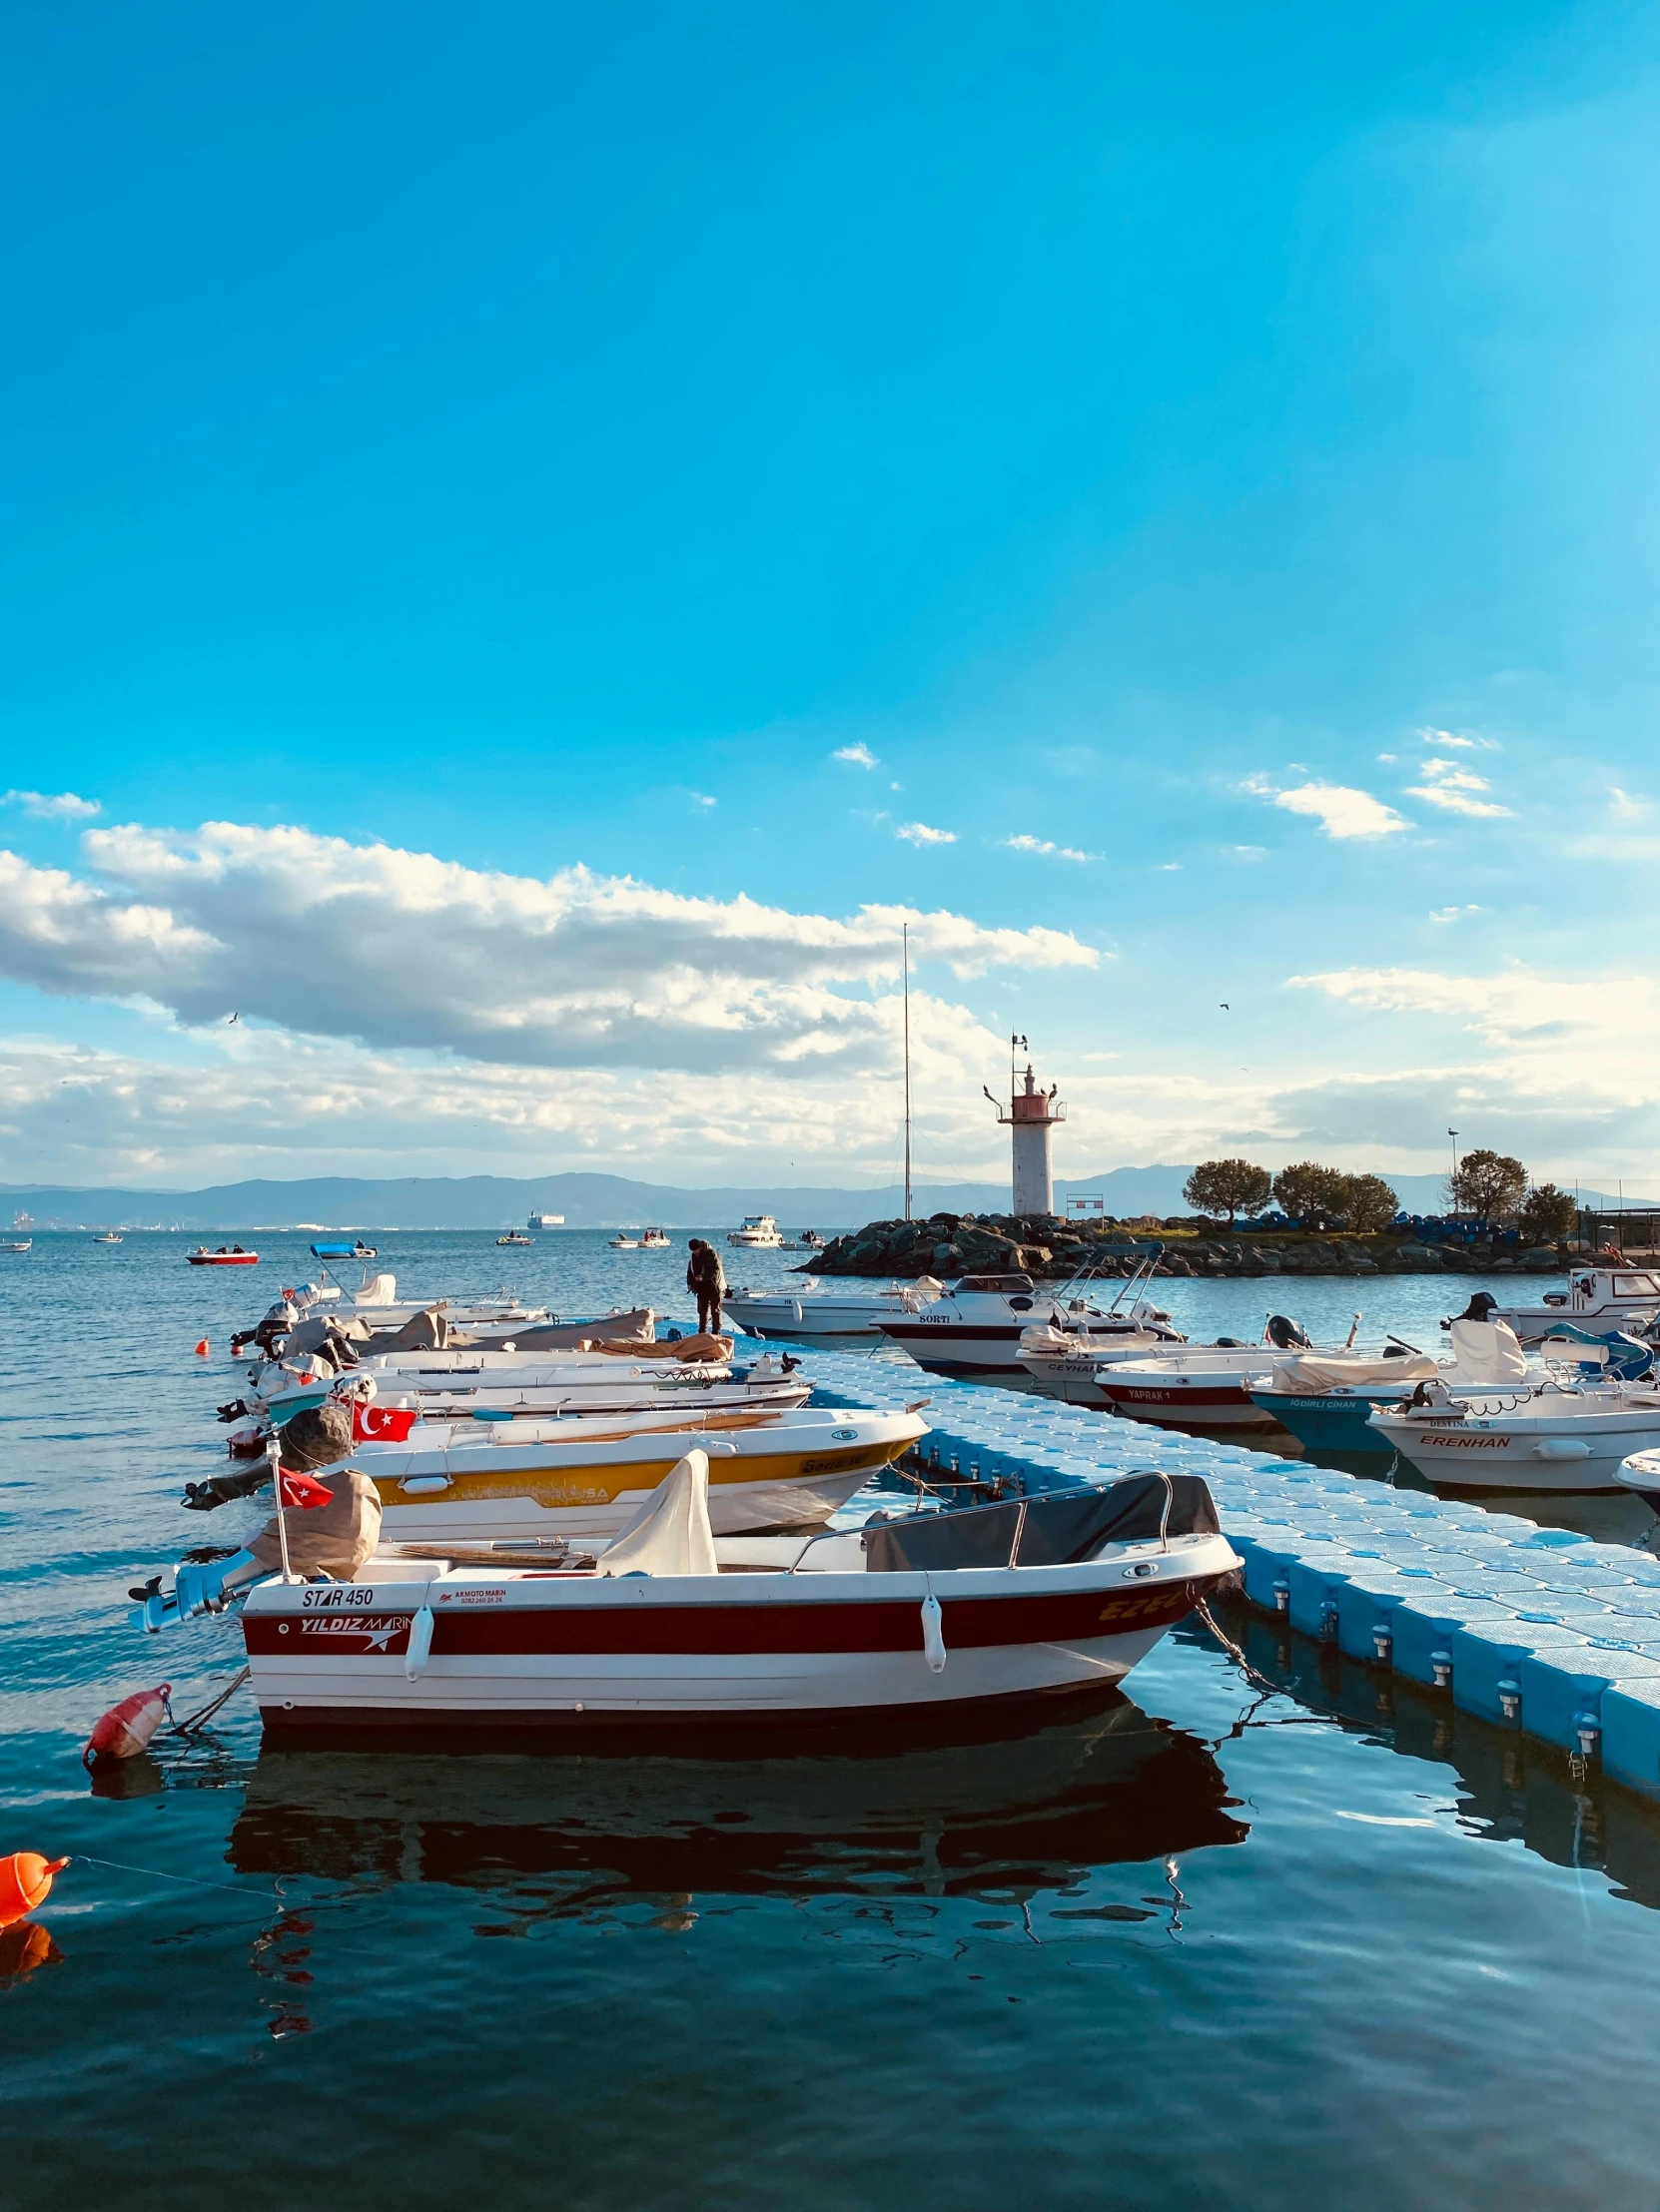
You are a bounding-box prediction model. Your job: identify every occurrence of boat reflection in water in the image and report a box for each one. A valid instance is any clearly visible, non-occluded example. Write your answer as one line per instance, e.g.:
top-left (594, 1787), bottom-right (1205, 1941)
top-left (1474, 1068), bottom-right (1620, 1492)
top-left (1210, 1603), bottom-right (1660, 1913)
top-left (229, 1689), bottom-right (1247, 1914)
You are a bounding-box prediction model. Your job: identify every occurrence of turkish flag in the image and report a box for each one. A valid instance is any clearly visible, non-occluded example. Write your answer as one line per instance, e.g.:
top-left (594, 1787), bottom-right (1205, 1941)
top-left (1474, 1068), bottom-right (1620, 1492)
top-left (353, 1402), bottom-right (418, 1444)
top-left (278, 1466), bottom-right (336, 1510)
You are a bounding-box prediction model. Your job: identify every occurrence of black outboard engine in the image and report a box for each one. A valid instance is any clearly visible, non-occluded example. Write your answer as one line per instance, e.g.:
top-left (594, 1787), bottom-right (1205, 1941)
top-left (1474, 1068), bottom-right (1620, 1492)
top-left (1265, 1314), bottom-right (1311, 1350)
top-left (1444, 1291), bottom-right (1499, 1328)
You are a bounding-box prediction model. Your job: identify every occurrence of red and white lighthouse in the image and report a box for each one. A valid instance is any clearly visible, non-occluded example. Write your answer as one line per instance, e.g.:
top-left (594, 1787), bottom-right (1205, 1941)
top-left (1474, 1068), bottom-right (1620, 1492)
top-left (985, 1039), bottom-right (1066, 1215)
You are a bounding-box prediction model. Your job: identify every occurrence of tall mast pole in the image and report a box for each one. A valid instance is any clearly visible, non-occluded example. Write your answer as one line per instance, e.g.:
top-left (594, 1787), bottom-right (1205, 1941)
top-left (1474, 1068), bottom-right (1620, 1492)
top-left (902, 924), bottom-right (912, 1222)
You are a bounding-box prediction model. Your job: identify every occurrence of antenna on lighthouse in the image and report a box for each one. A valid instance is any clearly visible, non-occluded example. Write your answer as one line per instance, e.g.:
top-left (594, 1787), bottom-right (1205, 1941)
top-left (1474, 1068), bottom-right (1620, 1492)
top-left (902, 925), bottom-right (913, 1223)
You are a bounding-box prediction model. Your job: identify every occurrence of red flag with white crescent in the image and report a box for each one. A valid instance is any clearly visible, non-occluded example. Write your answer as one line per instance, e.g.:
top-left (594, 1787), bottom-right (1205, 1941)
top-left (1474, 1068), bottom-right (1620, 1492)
top-left (353, 1403), bottom-right (417, 1444)
top-left (277, 1466), bottom-right (336, 1510)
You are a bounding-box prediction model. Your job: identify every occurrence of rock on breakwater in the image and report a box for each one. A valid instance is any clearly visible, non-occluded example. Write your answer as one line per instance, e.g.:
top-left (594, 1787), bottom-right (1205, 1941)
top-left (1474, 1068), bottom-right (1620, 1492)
top-left (805, 1211), bottom-right (1570, 1280)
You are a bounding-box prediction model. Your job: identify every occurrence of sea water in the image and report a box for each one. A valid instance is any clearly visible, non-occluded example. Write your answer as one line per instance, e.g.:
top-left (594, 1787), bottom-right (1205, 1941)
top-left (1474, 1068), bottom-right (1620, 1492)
top-left (4, 1230), bottom-right (1660, 2209)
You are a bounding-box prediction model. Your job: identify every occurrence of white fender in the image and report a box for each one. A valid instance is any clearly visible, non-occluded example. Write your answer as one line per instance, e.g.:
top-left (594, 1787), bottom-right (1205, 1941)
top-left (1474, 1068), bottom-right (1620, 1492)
top-left (920, 1582), bottom-right (947, 1674)
top-left (405, 1604), bottom-right (435, 1681)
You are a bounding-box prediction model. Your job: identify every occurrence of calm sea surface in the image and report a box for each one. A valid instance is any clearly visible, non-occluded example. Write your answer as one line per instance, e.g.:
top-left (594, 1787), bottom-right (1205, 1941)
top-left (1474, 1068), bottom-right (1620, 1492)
top-left (5, 1230), bottom-right (1660, 2208)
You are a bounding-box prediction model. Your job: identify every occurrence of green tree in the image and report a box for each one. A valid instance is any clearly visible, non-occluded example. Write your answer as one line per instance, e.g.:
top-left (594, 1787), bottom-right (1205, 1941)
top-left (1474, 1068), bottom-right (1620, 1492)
top-left (1333, 1173), bottom-right (1400, 1233)
top-left (1270, 1161), bottom-right (1347, 1224)
top-left (1448, 1148), bottom-right (1527, 1226)
top-left (1518, 1181), bottom-right (1578, 1243)
top-left (1183, 1158), bottom-right (1272, 1226)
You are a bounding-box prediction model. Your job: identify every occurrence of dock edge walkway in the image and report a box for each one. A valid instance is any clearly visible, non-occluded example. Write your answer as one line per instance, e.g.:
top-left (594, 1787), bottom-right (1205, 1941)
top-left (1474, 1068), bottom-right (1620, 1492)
top-left (798, 1346), bottom-right (1660, 1798)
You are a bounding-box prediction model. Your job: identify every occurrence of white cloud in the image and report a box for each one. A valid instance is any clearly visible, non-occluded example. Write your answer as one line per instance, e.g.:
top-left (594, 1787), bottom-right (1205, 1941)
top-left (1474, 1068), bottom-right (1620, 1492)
top-left (0, 819), bottom-right (1093, 1079)
top-left (1157, 862), bottom-right (1184, 872)
top-left (1003, 834), bottom-right (1098, 863)
top-left (689, 792), bottom-right (717, 809)
top-left (3, 790), bottom-right (101, 821)
top-left (1429, 905), bottom-right (1482, 923)
top-left (1610, 787), bottom-right (1653, 820)
top-left (1417, 727), bottom-right (1499, 753)
top-left (832, 744), bottom-right (879, 768)
top-left (894, 822), bottom-right (956, 847)
top-left (1405, 757), bottom-right (1513, 819)
top-left (1271, 783), bottom-right (1409, 839)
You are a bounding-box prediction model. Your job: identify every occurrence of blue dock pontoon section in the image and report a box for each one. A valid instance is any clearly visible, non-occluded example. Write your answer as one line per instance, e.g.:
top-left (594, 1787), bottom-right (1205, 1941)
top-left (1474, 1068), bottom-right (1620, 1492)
top-left (800, 1349), bottom-right (1660, 1799)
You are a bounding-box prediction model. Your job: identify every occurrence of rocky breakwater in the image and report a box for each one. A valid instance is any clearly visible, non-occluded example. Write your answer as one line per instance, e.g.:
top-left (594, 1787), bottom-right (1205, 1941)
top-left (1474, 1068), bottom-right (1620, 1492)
top-left (806, 1213), bottom-right (1570, 1280)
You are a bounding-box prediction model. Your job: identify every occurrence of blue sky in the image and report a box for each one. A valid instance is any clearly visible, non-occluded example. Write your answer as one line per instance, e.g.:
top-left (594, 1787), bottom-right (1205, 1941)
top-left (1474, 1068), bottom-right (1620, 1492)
top-left (2, 1), bottom-right (1657, 1191)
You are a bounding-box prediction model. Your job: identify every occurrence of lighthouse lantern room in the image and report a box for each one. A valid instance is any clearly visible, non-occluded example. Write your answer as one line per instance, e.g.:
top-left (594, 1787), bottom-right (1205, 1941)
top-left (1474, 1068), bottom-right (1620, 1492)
top-left (984, 1038), bottom-right (1066, 1215)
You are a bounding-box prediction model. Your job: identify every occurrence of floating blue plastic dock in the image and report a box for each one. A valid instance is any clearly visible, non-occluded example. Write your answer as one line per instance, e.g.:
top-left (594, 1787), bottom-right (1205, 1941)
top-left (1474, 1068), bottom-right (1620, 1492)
top-left (800, 1348), bottom-right (1660, 1798)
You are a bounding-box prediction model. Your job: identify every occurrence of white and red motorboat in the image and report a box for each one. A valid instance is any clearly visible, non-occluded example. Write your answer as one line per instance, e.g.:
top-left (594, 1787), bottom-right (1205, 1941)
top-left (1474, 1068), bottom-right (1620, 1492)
top-left (188, 1244), bottom-right (259, 1266)
top-left (879, 1274), bottom-right (1184, 1379)
top-left (163, 1455), bottom-right (1238, 1741)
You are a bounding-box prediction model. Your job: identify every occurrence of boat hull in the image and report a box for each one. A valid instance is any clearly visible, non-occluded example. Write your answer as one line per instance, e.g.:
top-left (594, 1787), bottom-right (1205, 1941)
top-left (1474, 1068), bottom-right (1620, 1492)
top-left (241, 1540), bottom-right (1238, 1737)
top-left (357, 1411), bottom-right (929, 1541)
top-left (1374, 1411), bottom-right (1660, 1494)
top-left (1246, 1389), bottom-right (1403, 1452)
top-left (1097, 1376), bottom-right (1272, 1429)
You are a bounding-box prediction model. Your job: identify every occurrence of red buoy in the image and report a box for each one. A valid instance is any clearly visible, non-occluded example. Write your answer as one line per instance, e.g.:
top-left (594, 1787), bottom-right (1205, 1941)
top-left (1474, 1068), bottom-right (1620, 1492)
top-left (83, 1683), bottom-right (173, 1766)
top-left (0, 1852), bottom-right (70, 1927)
top-left (195, 1338), bottom-right (211, 1356)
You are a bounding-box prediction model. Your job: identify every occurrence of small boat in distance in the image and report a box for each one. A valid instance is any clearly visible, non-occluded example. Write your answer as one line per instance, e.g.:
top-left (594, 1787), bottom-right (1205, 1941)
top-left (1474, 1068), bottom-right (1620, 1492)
top-left (3, 1238), bottom-right (30, 1253)
top-left (188, 1245), bottom-right (259, 1266)
top-left (609, 1232), bottom-right (640, 1250)
top-left (640, 1227), bottom-right (671, 1248)
top-left (728, 1214), bottom-right (784, 1249)
top-left (93, 1231), bottom-right (123, 1243)
top-left (778, 1228), bottom-right (827, 1251)
top-left (496, 1229), bottom-right (533, 1246)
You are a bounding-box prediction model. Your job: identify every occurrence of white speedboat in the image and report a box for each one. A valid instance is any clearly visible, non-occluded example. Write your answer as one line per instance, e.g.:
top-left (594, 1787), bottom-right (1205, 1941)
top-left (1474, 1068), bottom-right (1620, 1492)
top-left (726, 1280), bottom-right (941, 1339)
top-left (640, 1227), bottom-right (671, 1248)
top-left (348, 1401), bottom-right (930, 1543)
top-left (249, 1348), bottom-right (810, 1428)
top-left (4, 1238), bottom-right (32, 1253)
top-left (879, 1273), bottom-right (1183, 1378)
top-left (1370, 1377), bottom-right (1660, 1493)
top-left (92, 1231), bottom-right (123, 1244)
top-left (728, 1214), bottom-right (785, 1249)
top-left (1093, 1315), bottom-right (1367, 1429)
top-left (278, 1261), bottom-right (547, 1335)
top-left (1493, 1266), bottom-right (1660, 1345)
top-left (1019, 1309), bottom-right (1189, 1402)
top-left (609, 1233), bottom-right (640, 1250)
top-left (496, 1229), bottom-right (532, 1247)
top-left (141, 1458), bottom-right (1239, 1740)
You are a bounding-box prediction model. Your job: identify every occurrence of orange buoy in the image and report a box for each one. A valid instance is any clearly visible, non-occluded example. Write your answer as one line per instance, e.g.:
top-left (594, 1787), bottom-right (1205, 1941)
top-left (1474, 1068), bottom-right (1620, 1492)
top-left (0, 1852), bottom-right (70, 1927)
top-left (83, 1683), bottom-right (173, 1767)
top-left (195, 1338), bottom-right (211, 1356)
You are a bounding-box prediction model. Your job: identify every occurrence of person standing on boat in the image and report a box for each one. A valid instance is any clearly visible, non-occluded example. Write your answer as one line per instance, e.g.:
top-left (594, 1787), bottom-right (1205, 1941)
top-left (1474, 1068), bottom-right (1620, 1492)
top-left (686, 1238), bottom-right (725, 1335)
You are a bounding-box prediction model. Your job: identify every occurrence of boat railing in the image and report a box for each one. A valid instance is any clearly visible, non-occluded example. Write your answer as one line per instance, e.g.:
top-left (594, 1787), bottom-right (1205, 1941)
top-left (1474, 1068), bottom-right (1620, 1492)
top-left (1126, 1468), bottom-right (1175, 1552)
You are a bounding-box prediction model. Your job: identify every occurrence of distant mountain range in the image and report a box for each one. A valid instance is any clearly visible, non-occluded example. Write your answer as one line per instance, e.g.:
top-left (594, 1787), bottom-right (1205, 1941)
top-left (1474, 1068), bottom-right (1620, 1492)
top-left (4, 1164), bottom-right (1642, 1231)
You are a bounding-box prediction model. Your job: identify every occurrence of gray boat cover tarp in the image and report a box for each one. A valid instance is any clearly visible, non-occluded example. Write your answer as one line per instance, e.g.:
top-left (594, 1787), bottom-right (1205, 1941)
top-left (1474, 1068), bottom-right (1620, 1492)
top-left (864, 1472), bottom-right (1220, 1574)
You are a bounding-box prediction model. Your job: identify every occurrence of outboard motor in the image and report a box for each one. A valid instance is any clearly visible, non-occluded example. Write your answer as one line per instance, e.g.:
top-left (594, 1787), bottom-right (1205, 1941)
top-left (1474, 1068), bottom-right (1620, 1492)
top-left (1265, 1314), bottom-right (1311, 1351)
top-left (1446, 1291), bottom-right (1499, 1326)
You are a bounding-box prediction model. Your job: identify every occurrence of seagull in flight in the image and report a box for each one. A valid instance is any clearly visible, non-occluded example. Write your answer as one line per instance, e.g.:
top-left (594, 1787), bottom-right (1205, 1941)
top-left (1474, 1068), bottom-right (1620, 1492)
top-left (1220, 1002), bottom-right (1230, 1011)
top-left (227, 1012), bottom-right (239, 1025)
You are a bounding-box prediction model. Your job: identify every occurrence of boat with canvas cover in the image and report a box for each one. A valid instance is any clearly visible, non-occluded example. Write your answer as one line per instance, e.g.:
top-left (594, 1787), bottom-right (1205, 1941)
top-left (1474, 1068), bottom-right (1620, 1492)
top-left (136, 1450), bottom-right (1238, 1741)
top-left (1247, 1319), bottom-right (1649, 1453)
top-left (1093, 1314), bottom-right (1351, 1429)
